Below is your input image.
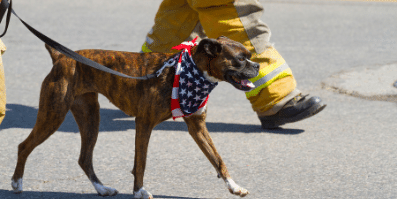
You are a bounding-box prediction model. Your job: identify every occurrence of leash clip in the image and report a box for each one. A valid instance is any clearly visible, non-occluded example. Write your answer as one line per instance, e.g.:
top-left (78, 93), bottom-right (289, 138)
top-left (156, 57), bottom-right (176, 77)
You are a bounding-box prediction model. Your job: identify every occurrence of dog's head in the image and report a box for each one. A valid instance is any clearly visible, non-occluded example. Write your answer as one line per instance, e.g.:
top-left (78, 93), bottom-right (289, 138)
top-left (193, 36), bottom-right (260, 91)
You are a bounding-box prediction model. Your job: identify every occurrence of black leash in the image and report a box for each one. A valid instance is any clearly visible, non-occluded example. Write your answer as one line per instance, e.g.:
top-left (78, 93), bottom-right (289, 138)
top-left (0, 0), bottom-right (161, 80)
top-left (0, 0), bottom-right (11, 38)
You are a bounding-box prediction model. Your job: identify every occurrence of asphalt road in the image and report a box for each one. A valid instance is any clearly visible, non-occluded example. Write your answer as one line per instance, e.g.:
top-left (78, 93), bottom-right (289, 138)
top-left (1, 0), bottom-right (396, 198)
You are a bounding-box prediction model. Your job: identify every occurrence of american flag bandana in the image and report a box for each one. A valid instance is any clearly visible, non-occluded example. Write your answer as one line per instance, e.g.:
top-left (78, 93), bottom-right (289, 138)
top-left (170, 37), bottom-right (218, 120)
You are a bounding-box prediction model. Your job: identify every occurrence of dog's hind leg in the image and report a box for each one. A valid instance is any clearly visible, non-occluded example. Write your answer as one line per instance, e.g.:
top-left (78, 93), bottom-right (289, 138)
top-left (184, 112), bottom-right (249, 197)
top-left (11, 77), bottom-right (74, 193)
top-left (70, 93), bottom-right (118, 196)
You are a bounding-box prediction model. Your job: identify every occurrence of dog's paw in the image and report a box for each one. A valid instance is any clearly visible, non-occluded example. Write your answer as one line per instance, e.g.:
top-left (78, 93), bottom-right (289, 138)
top-left (92, 182), bottom-right (118, 196)
top-left (134, 187), bottom-right (153, 199)
top-left (228, 186), bottom-right (249, 197)
top-left (11, 178), bottom-right (23, 193)
top-left (226, 178), bottom-right (249, 197)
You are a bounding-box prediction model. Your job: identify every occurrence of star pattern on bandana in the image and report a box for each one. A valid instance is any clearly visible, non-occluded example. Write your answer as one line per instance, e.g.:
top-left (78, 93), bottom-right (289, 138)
top-left (177, 52), bottom-right (217, 115)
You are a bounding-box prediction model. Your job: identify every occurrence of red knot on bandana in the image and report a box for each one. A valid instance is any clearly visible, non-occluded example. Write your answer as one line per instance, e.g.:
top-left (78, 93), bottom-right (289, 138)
top-left (170, 37), bottom-right (218, 120)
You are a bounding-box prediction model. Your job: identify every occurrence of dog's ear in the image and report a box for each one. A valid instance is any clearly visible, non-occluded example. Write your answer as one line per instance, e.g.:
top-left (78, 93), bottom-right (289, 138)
top-left (198, 38), bottom-right (223, 58)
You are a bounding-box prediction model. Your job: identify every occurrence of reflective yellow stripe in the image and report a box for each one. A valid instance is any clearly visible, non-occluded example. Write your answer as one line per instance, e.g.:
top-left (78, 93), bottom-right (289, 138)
top-left (246, 61), bottom-right (293, 98)
top-left (252, 63), bottom-right (290, 88)
top-left (141, 42), bottom-right (153, 53)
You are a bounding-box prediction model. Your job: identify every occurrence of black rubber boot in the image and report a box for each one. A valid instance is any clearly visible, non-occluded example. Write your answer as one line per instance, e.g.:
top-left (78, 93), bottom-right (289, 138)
top-left (259, 94), bottom-right (326, 129)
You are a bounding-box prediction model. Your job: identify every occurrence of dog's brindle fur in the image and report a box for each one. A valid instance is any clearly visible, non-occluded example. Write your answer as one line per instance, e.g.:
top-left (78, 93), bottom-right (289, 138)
top-left (11, 36), bottom-right (259, 198)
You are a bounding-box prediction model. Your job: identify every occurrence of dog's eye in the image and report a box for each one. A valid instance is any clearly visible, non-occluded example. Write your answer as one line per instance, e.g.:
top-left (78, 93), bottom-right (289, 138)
top-left (238, 57), bottom-right (246, 62)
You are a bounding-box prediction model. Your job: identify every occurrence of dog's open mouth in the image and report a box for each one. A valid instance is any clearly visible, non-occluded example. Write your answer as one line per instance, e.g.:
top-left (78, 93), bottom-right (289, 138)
top-left (226, 74), bottom-right (255, 91)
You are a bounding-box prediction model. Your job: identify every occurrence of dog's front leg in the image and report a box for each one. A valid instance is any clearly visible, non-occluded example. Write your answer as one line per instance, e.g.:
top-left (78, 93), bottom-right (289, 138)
top-left (183, 112), bottom-right (249, 197)
top-left (132, 117), bottom-right (154, 199)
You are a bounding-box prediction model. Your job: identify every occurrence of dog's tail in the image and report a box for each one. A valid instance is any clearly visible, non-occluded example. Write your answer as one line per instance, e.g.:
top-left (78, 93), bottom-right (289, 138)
top-left (45, 44), bottom-right (62, 64)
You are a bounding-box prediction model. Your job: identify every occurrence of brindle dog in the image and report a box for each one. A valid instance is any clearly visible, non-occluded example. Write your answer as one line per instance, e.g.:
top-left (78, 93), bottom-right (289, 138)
top-left (11, 36), bottom-right (259, 198)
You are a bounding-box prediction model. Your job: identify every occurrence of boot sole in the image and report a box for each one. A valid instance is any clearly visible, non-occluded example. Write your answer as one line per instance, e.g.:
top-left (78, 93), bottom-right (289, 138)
top-left (261, 102), bottom-right (327, 129)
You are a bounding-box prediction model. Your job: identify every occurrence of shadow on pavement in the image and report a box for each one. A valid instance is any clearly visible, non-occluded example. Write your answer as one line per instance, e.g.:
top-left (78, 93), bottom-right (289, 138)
top-left (0, 104), bottom-right (304, 135)
top-left (0, 190), bottom-right (209, 199)
top-left (153, 196), bottom-right (214, 199)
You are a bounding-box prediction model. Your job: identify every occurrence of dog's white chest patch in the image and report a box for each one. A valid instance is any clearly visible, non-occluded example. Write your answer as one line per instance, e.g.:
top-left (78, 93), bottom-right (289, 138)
top-left (203, 71), bottom-right (221, 83)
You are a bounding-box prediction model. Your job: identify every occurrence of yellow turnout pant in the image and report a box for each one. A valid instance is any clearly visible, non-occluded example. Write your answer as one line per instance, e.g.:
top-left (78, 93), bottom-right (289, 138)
top-left (142, 0), bottom-right (299, 116)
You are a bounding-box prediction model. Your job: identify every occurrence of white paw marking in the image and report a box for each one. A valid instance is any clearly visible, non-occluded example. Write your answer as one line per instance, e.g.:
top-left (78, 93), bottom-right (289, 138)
top-left (11, 178), bottom-right (23, 193)
top-left (92, 182), bottom-right (118, 196)
top-left (134, 187), bottom-right (153, 199)
top-left (225, 178), bottom-right (249, 197)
